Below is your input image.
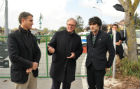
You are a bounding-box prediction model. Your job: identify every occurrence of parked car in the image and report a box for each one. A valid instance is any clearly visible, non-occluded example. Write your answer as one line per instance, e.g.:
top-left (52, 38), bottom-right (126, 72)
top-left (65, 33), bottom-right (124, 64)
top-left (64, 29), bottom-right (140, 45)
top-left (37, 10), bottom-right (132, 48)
top-left (136, 30), bottom-right (140, 44)
top-left (0, 41), bottom-right (9, 68)
top-left (78, 31), bottom-right (90, 53)
top-left (136, 30), bottom-right (140, 54)
top-left (78, 31), bottom-right (90, 45)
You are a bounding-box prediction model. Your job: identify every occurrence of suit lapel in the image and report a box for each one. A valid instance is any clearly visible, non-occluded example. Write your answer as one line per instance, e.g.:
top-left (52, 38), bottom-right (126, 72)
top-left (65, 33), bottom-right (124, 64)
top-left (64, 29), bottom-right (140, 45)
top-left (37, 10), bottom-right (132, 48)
top-left (94, 30), bottom-right (101, 47)
top-left (89, 30), bottom-right (101, 48)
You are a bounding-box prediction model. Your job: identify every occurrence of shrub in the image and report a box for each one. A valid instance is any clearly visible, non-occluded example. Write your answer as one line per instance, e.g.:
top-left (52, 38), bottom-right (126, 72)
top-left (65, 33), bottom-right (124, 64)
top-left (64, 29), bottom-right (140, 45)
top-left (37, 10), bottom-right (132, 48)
top-left (119, 57), bottom-right (140, 79)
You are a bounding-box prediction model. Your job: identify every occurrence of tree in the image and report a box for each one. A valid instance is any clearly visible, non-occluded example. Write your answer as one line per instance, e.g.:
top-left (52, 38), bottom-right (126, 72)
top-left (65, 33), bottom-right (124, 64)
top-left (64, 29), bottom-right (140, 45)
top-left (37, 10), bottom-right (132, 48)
top-left (75, 16), bottom-right (84, 33)
top-left (58, 26), bottom-right (66, 31)
top-left (0, 27), bottom-right (5, 35)
top-left (11, 28), bottom-right (18, 32)
top-left (42, 28), bottom-right (49, 35)
top-left (119, 0), bottom-right (140, 61)
top-left (49, 30), bottom-right (57, 35)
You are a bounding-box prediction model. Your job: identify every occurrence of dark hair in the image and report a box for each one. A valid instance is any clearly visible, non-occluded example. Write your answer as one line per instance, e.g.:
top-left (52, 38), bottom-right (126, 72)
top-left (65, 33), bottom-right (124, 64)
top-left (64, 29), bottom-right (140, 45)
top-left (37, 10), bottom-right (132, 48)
top-left (102, 24), bottom-right (108, 32)
top-left (18, 12), bottom-right (33, 24)
top-left (112, 24), bottom-right (118, 28)
top-left (88, 16), bottom-right (102, 27)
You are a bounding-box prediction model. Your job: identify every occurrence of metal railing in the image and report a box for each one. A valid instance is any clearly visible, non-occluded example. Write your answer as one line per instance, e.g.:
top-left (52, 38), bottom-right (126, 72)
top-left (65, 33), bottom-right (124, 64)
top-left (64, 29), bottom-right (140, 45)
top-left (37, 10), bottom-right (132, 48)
top-left (0, 35), bottom-right (112, 78)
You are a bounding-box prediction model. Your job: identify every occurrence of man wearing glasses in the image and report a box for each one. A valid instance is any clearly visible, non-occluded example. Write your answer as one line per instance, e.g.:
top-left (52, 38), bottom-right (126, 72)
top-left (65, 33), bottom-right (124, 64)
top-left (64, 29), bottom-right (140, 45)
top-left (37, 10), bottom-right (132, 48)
top-left (48, 18), bottom-right (83, 89)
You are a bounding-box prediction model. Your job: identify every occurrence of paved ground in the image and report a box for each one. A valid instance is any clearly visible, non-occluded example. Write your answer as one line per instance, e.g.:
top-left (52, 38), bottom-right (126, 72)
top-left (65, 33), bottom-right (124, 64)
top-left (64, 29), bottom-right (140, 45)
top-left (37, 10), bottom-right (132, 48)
top-left (0, 77), bottom-right (84, 89)
top-left (1, 77), bottom-right (140, 89)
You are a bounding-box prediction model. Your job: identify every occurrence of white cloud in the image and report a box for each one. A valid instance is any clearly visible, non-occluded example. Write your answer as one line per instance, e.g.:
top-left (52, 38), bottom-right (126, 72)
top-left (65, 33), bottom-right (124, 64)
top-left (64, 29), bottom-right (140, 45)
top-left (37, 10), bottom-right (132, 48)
top-left (0, 0), bottom-right (139, 30)
top-left (0, 0), bottom-right (69, 30)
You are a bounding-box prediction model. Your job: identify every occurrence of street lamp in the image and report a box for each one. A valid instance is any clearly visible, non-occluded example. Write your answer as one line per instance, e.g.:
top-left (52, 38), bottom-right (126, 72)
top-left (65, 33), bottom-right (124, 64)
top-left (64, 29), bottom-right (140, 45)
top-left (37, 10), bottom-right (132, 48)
top-left (113, 4), bottom-right (125, 79)
top-left (4, 0), bottom-right (9, 36)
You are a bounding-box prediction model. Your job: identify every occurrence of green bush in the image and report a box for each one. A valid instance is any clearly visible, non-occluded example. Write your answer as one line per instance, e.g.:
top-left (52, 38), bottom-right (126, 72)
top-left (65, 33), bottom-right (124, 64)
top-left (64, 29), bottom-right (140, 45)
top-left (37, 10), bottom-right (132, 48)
top-left (36, 36), bottom-right (51, 43)
top-left (40, 37), bottom-right (46, 43)
top-left (0, 37), bottom-right (7, 42)
top-left (119, 57), bottom-right (140, 79)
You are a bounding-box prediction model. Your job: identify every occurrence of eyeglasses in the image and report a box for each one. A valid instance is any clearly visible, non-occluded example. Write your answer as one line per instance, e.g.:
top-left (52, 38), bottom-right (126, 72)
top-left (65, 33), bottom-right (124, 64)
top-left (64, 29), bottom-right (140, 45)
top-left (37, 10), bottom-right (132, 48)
top-left (67, 24), bottom-right (76, 27)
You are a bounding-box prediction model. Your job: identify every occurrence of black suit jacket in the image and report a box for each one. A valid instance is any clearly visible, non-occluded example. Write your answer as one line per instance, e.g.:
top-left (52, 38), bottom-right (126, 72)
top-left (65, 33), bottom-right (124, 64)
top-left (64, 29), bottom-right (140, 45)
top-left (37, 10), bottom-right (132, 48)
top-left (48, 30), bottom-right (83, 83)
top-left (8, 26), bottom-right (41, 84)
top-left (108, 31), bottom-right (124, 59)
top-left (86, 30), bottom-right (115, 70)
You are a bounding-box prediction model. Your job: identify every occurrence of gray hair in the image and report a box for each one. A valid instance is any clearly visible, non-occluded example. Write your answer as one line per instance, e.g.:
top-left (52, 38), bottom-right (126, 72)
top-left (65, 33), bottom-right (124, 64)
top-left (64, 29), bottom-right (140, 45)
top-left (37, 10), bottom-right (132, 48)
top-left (66, 18), bottom-right (77, 25)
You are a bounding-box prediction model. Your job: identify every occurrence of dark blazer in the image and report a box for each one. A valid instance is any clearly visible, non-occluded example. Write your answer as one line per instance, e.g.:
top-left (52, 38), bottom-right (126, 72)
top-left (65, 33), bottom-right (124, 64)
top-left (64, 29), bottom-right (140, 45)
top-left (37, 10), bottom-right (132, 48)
top-left (48, 30), bottom-right (83, 83)
top-left (8, 26), bottom-right (41, 84)
top-left (86, 30), bottom-right (115, 70)
top-left (108, 31), bottom-right (124, 59)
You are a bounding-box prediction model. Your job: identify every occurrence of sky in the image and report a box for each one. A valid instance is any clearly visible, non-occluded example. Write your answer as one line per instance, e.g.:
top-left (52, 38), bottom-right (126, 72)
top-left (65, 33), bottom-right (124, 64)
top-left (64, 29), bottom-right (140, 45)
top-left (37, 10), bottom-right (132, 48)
top-left (0, 0), bottom-right (140, 30)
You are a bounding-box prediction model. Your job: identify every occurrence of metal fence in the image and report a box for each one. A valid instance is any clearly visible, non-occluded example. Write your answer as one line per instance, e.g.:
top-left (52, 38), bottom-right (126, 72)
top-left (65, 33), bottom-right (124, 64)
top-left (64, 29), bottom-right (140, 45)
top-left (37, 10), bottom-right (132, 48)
top-left (0, 35), bottom-right (112, 78)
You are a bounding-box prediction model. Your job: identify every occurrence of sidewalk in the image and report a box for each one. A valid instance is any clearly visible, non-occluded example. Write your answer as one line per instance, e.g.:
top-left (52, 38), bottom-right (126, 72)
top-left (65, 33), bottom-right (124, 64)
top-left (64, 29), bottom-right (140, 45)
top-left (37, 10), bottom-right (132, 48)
top-left (1, 77), bottom-right (139, 89)
top-left (0, 77), bottom-right (112, 89)
top-left (0, 77), bottom-right (83, 89)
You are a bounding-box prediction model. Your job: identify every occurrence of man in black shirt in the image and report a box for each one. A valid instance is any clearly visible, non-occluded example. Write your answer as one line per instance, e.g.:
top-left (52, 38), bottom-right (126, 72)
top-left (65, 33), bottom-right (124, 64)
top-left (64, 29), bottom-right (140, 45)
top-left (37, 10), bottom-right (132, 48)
top-left (8, 12), bottom-right (41, 89)
top-left (108, 24), bottom-right (124, 59)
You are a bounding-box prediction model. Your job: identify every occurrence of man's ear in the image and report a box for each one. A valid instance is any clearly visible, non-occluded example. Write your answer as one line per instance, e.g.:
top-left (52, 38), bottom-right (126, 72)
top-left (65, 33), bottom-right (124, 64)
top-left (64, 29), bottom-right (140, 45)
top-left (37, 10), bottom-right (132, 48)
top-left (21, 18), bottom-right (25, 24)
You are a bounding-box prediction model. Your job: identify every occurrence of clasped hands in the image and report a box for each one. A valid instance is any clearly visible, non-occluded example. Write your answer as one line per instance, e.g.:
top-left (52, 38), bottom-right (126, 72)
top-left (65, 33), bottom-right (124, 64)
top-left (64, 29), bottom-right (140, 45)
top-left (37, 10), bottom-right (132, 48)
top-left (26, 62), bottom-right (38, 74)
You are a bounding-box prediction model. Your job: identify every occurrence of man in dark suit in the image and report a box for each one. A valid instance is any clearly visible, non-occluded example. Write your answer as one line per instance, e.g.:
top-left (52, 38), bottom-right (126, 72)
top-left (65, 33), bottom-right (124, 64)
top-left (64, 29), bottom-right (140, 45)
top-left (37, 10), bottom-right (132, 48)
top-left (48, 18), bottom-right (83, 89)
top-left (108, 24), bottom-right (124, 59)
top-left (8, 12), bottom-right (41, 89)
top-left (86, 17), bottom-right (115, 89)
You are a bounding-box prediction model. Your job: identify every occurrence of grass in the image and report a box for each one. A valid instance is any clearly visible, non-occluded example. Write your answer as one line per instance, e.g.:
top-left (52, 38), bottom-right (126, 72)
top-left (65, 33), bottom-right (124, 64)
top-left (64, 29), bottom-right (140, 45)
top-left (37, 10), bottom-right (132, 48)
top-left (119, 57), bottom-right (140, 79)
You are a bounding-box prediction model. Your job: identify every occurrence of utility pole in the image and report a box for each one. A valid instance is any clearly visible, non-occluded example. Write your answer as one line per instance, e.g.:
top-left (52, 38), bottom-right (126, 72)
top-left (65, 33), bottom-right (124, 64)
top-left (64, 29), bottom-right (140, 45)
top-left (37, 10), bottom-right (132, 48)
top-left (4, 0), bottom-right (9, 36)
top-left (112, 33), bottom-right (116, 78)
top-left (112, 4), bottom-right (126, 78)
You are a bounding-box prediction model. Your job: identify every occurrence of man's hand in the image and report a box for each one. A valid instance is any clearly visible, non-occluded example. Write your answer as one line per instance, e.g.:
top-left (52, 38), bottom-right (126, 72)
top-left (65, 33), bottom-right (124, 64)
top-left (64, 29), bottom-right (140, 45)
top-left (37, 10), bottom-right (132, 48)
top-left (48, 45), bottom-right (55, 54)
top-left (67, 52), bottom-right (75, 59)
top-left (116, 42), bottom-right (120, 46)
top-left (32, 62), bottom-right (38, 70)
top-left (26, 68), bottom-right (32, 74)
top-left (116, 40), bottom-right (122, 46)
top-left (105, 68), bottom-right (110, 72)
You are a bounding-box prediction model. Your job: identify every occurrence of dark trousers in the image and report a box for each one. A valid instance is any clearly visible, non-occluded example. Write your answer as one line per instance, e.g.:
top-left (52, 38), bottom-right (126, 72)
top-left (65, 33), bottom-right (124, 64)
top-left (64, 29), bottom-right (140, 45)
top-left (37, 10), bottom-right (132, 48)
top-left (87, 64), bottom-right (106, 89)
top-left (51, 68), bottom-right (71, 89)
top-left (51, 78), bottom-right (71, 89)
top-left (116, 45), bottom-right (124, 59)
